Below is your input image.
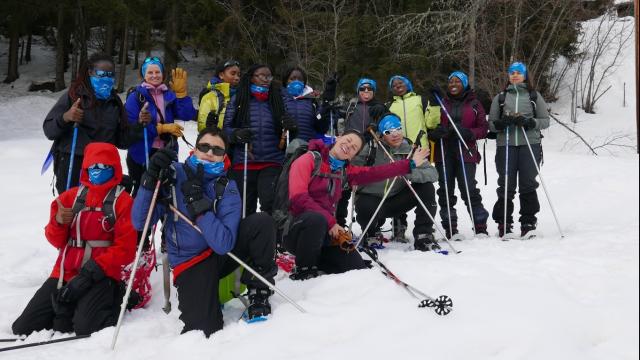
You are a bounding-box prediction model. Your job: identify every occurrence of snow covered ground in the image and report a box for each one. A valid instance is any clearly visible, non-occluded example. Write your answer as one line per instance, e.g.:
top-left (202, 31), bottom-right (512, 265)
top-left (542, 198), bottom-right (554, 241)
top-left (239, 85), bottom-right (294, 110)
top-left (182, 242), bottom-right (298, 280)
top-left (0, 18), bottom-right (638, 359)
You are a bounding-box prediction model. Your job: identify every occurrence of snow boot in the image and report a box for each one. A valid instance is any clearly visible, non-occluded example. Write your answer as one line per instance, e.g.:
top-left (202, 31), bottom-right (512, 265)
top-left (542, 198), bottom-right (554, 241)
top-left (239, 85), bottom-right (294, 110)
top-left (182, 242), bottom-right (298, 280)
top-left (289, 265), bottom-right (323, 281)
top-left (444, 223), bottom-right (458, 239)
top-left (243, 288), bottom-right (272, 322)
top-left (391, 219), bottom-right (409, 243)
top-left (520, 223), bottom-right (537, 239)
top-left (474, 223), bottom-right (489, 236)
top-left (414, 233), bottom-right (441, 252)
top-left (498, 223), bottom-right (515, 239)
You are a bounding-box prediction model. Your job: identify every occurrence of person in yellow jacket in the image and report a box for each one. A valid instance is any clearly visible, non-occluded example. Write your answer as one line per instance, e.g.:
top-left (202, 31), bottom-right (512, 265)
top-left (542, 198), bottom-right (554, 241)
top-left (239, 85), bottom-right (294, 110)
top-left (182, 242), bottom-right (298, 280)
top-left (197, 60), bottom-right (241, 131)
top-left (388, 75), bottom-right (441, 147)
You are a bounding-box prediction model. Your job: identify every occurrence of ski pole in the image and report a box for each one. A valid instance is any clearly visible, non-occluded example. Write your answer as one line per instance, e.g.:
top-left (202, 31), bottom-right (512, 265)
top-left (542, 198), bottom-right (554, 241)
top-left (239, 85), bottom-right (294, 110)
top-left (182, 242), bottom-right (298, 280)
top-left (519, 126), bottom-right (564, 238)
top-left (167, 205), bottom-right (306, 314)
top-left (242, 142), bottom-right (248, 219)
top-left (458, 140), bottom-right (477, 234)
top-left (439, 140), bottom-right (455, 239)
top-left (431, 92), bottom-right (472, 155)
top-left (369, 129), bottom-right (460, 254)
top-left (111, 179), bottom-right (162, 350)
top-left (358, 247), bottom-right (453, 316)
top-left (65, 124), bottom-right (79, 190)
top-left (502, 127), bottom-right (510, 238)
top-left (0, 334), bottom-right (90, 353)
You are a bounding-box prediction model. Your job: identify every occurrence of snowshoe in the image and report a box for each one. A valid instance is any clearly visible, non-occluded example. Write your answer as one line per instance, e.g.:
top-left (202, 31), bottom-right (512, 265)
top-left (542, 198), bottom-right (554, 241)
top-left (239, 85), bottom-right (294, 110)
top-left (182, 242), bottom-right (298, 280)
top-left (391, 219), bottom-right (409, 243)
top-left (289, 265), bottom-right (323, 281)
top-left (242, 288), bottom-right (272, 323)
top-left (364, 231), bottom-right (387, 250)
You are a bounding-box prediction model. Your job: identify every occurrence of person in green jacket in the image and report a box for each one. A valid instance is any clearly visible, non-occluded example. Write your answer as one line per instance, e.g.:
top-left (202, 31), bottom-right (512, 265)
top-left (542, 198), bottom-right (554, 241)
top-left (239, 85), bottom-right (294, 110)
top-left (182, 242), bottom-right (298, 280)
top-left (197, 60), bottom-right (241, 131)
top-left (488, 62), bottom-right (550, 238)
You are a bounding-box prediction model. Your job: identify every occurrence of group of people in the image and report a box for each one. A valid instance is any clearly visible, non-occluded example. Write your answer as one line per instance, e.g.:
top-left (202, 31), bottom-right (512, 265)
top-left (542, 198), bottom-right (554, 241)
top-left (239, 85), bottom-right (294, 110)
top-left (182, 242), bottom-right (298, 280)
top-left (11, 53), bottom-right (549, 339)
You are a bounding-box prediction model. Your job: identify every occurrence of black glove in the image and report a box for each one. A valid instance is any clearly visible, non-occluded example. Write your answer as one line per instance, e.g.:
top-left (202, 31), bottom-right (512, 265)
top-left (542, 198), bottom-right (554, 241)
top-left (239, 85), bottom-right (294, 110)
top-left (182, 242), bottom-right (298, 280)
top-left (231, 128), bottom-right (253, 144)
top-left (181, 164), bottom-right (212, 219)
top-left (367, 122), bottom-right (378, 134)
top-left (494, 114), bottom-right (516, 131)
top-left (282, 113), bottom-right (298, 135)
top-left (206, 111), bottom-right (218, 129)
top-left (459, 127), bottom-right (475, 142)
top-left (57, 259), bottom-right (104, 303)
top-left (429, 86), bottom-right (443, 105)
top-left (368, 104), bottom-right (387, 123)
top-left (141, 148), bottom-right (177, 190)
top-left (322, 74), bottom-right (338, 101)
top-left (427, 125), bottom-right (449, 141)
top-left (514, 115), bottom-right (536, 130)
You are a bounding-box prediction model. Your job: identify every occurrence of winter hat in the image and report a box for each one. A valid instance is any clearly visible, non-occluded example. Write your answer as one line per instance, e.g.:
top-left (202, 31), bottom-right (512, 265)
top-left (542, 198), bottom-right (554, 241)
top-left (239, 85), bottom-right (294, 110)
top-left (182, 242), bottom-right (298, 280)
top-left (141, 56), bottom-right (164, 78)
top-left (508, 62), bottom-right (527, 78)
top-left (388, 75), bottom-right (414, 93)
top-left (356, 78), bottom-right (377, 93)
top-left (448, 71), bottom-right (469, 90)
top-left (378, 113), bottom-right (402, 134)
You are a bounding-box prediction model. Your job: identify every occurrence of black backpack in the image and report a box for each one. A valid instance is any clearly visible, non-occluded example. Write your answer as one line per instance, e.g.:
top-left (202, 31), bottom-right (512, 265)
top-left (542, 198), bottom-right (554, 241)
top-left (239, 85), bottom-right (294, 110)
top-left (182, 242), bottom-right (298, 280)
top-left (197, 85), bottom-right (226, 129)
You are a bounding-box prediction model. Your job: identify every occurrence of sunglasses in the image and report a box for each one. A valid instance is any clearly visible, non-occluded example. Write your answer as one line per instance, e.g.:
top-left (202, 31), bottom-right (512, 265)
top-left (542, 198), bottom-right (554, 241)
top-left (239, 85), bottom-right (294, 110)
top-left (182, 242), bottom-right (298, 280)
top-left (93, 69), bottom-right (115, 78)
top-left (223, 60), bottom-right (240, 68)
top-left (382, 127), bottom-right (403, 136)
top-left (196, 143), bottom-right (226, 156)
top-left (253, 74), bottom-right (274, 82)
top-left (143, 56), bottom-right (161, 64)
top-left (358, 86), bottom-right (374, 92)
top-left (88, 163), bottom-right (112, 170)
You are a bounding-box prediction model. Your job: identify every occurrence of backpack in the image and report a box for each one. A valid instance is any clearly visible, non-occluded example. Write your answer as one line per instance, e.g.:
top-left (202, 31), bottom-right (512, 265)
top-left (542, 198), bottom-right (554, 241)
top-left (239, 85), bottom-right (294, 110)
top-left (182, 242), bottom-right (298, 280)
top-left (272, 139), bottom-right (346, 235)
top-left (71, 184), bottom-right (126, 226)
top-left (197, 85), bottom-right (226, 129)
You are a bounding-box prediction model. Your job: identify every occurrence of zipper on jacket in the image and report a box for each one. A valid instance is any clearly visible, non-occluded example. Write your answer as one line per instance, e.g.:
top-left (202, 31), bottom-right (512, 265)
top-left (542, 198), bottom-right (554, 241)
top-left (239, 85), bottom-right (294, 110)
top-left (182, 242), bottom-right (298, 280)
top-left (514, 86), bottom-right (520, 147)
top-left (401, 97), bottom-right (408, 137)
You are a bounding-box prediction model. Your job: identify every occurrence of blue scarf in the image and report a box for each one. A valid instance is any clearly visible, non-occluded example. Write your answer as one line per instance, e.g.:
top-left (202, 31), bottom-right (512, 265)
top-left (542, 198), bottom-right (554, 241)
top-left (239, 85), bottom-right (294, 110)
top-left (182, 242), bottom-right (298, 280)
top-left (287, 80), bottom-right (305, 97)
top-left (87, 165), bottom-right (114, 185)
top-left (187, 154), bottom-right (224, 175)
top-left (328, 154), bottom-right (345, 172)
top-left (90, 76), bottom-right (114, 100)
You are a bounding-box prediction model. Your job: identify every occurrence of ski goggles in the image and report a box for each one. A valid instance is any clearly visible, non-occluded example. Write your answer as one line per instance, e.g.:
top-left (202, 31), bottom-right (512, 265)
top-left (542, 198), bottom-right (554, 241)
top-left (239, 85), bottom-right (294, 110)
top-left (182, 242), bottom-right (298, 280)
top-left (382, 127), bottom-right (403, 136)
top-left (196, 143), bottom-right (226, 156)
top-left (223, 60), bottom-right (240, 68)
top-left (358, 86), bottom-right (374, 92)
top-left (143, 56), bottom-right (161, 65)
top-left (93, 70), bottom-right (115, 78)
top-left (88, 163), bottom-right (112, 170)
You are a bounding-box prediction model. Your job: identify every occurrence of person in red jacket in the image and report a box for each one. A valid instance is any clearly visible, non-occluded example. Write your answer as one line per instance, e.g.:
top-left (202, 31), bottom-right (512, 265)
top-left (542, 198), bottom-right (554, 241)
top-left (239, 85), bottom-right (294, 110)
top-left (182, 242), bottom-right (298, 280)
top-left (285, 130), bottom-right (429, 280)
top-left (12, 143), bottom-right (137, 336)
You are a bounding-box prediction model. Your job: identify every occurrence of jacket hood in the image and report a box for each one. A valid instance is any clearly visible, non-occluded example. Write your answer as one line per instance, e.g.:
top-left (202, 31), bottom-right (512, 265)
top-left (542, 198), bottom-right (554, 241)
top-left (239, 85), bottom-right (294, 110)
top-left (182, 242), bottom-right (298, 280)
top-left (80, 142), bottom-right (123, 189)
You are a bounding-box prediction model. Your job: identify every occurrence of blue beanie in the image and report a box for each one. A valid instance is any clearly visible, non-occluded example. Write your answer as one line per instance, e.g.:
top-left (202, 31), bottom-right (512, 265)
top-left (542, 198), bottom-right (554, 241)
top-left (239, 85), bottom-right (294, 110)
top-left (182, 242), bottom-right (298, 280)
top-left (378, 114), bottom-right (402, 134)
top-left (448, 71), bottom-right (469, 90)
top-left (388, 75), bottom-right (414, 93)
top-left (141, 57), bottom-right (164, 78)
top-left (356, 78), bottom-right (377, 93)
top-left (508, 62), bottom-right (527, 78)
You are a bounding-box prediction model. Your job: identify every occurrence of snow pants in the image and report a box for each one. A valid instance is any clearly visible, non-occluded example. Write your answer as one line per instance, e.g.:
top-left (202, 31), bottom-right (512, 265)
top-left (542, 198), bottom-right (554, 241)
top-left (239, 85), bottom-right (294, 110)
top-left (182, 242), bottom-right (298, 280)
top-left (355, 182), bottom-right (437, 239)
top-left (228, 166), bottom-right (281, 216)
top-left (492, 144), bottom-right (542, 225)
top-left (12, 277), bottom-right (122, 336)
top-left (175, 213), bottom-right (277, 337)
top-left (284, 212), bottom-right (367, 273)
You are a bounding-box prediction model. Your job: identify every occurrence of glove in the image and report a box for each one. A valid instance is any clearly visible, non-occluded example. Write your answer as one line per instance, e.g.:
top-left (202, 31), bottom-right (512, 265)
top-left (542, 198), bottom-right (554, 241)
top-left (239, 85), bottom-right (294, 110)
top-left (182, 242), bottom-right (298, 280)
top-left (514, 115), bottom-right (536, 130)
top-left (57, 259), bottom-right (104, 303)
top-left (282, 113), bottom-right (298, 135)
top-left (206, 111), bottom-right (218, 129)
top-left (141, 148), bottom-right (177, 190)
top-left (368, 104), bottom-right (386, 122)
top-left (322, 75), bottom-right (338, 101)
top-left (330, 229), bottom-right (355, 252)
top-left (170, 68), bottom-right (188, 98)
top-left (494, 114), bottom-right (515, 131)
top-left (429, 86), bottom-right (443, 105)
top-left (366, 122), bottom-right (378, 134)
top-left (181, 164), bottom-right (212, 219)
top-left (231, 128), bottom-right (253, 144)
top-left (427, 125), bottom-right (449, 141)
top-left (55, 198), bottom-right (74, 225)
top-left (459, 127), bottom-right (475, 142)
top-left (157, 123), bottom-right (184, 138)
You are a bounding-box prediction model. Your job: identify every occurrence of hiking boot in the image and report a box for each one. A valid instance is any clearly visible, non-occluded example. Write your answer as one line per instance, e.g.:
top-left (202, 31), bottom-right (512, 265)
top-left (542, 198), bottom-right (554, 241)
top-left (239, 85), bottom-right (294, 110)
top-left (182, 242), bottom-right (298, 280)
top-left (414, 233), bottom-right (441, 252)
top-left (289, 266), bottom-right (323, 281)
top-left (520, 223), bottom-right (537, 238)
top-left (498, 223), bottom-right (513, 237)
top-left (443, 223), bottom-right (458, 239)
top-left (391, 221), bottom-right (409, 243)
top-left (364, 231), bottom-right (387, 249)
top-left (246, 288), bottom-right (272, 320)
top-left (474, 223), bottom-right (489, 236)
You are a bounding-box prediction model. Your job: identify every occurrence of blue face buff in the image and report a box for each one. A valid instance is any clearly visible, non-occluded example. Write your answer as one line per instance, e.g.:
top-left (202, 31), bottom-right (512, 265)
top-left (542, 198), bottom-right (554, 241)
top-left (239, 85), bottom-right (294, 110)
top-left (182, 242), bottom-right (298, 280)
top-left (287, 80), bottom-right (305, 97)
top-left (328, 154), bottom-right (346, 172)
top-left (88, 164), bottom-right (114, 185)
top-left (188, 154), bottom-right (225, 175)
top-left (90, 76), bottom-right (115, 100)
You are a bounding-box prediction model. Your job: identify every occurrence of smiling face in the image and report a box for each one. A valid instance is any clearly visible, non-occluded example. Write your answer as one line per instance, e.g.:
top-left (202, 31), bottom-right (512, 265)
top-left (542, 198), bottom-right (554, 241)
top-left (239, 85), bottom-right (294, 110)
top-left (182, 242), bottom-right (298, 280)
top-left (448, 76), bottom-right (463, 96)
top-left (391, 79), bottom-right (408, 96)
top-left (509, 71), bottom-right (525, 85)
top-left (251, 67), bottom-right (273, 87)
top-left (144, 64), bottom-right (163, 86)
top-left (219, 65), bottom-right (241, 87)
top-left (194, 134), bottom-right (226, 162)
top-left (330, 133), bottom-right (364, 161)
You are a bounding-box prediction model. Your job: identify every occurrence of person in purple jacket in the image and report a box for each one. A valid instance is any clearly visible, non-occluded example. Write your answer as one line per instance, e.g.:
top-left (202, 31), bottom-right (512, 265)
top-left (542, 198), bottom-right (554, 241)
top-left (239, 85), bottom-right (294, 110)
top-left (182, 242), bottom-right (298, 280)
top-left (131, 127), bottom-right (277, 336)
top-left (223, 64), bottom-right (298, 215)
top-left (281, 66), bottom-right (330, 141)
top-left (428, 71), bottom-right (489, 238)
top-left (125, 56), bottom-right (196, 196)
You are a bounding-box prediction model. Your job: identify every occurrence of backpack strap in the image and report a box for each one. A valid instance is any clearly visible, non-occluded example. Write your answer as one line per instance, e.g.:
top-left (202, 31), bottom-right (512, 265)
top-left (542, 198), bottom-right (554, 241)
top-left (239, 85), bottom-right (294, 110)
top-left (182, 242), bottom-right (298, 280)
top-left (71, 185), bottom-right (89, 214)
top-left (212, 176), bottom-right (229, 214)
top-left (498, 91), bottom-right (506, 119)
top-left (529, 90), bottom-right (538, 118)
top-left (102, 185), bottom-right (126, 226)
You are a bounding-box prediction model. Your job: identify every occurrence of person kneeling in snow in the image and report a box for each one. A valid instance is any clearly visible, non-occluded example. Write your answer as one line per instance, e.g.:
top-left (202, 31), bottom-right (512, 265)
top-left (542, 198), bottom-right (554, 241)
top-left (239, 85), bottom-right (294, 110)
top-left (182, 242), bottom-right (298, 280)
top-left (351, 113), bottom-right (440, 251)
top-left (132, 127), bottom-right (277, 337)
top-left (12, 143), bottom-right (137, 336)
top-left (285, 129), bottom-right (430, 280)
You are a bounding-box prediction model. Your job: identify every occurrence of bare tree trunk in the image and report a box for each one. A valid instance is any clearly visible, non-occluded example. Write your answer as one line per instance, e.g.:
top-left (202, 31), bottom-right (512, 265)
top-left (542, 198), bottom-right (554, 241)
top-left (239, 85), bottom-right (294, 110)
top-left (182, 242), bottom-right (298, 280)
top-left (468, 1), bottom-right (479, 88)
top-left (117, 22), bottom-right (128, 93)
top-left (164, 0), bottom-right (179, 76)
top-left (25, 33), bottom-right (32, 63)
top-left (3, 22), bottom-right (20, 83)
top-left (19, 37), bottom-right (25, 65)
top-left (133, 27), bottom-right (139, 70)
top-left (77, 0), bottom-right (87, 67)
top-left (55, 4), bottom-right (66, 91)
top-left (105, 19), bottom-right (115, 56)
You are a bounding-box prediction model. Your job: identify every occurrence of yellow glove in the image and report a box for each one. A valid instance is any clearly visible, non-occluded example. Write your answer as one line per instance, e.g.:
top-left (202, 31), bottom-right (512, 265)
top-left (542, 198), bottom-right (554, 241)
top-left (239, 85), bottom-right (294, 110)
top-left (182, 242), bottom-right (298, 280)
top-left (170, 68), bottom-right (188, 98)
top-left (157, 123), bottom-right (184, 138)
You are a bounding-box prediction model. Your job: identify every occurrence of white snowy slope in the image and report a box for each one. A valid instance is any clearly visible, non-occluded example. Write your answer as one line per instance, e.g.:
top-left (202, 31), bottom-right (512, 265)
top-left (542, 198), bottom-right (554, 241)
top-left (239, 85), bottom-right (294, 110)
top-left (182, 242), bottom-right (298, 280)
top-left (0, 19), bottom-right (638, 360)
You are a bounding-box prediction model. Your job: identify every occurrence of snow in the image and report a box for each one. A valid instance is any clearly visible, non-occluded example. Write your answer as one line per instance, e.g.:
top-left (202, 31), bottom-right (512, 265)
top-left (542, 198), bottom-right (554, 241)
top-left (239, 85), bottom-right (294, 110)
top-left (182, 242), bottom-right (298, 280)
top-left (0, 18), bottom-right (638, 360)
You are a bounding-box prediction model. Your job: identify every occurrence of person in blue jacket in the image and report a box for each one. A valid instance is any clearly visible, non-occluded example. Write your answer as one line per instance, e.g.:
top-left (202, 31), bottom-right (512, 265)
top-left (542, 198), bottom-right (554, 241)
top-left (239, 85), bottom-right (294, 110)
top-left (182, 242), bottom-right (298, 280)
top-left (281, 66), bottom-right (330, 141)
top-left (223, 64), bottom-right (298, 215)
top-left (125, 56), bottom-right (197, 196)
top-left (131, 127), bottom-right (277, 337)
